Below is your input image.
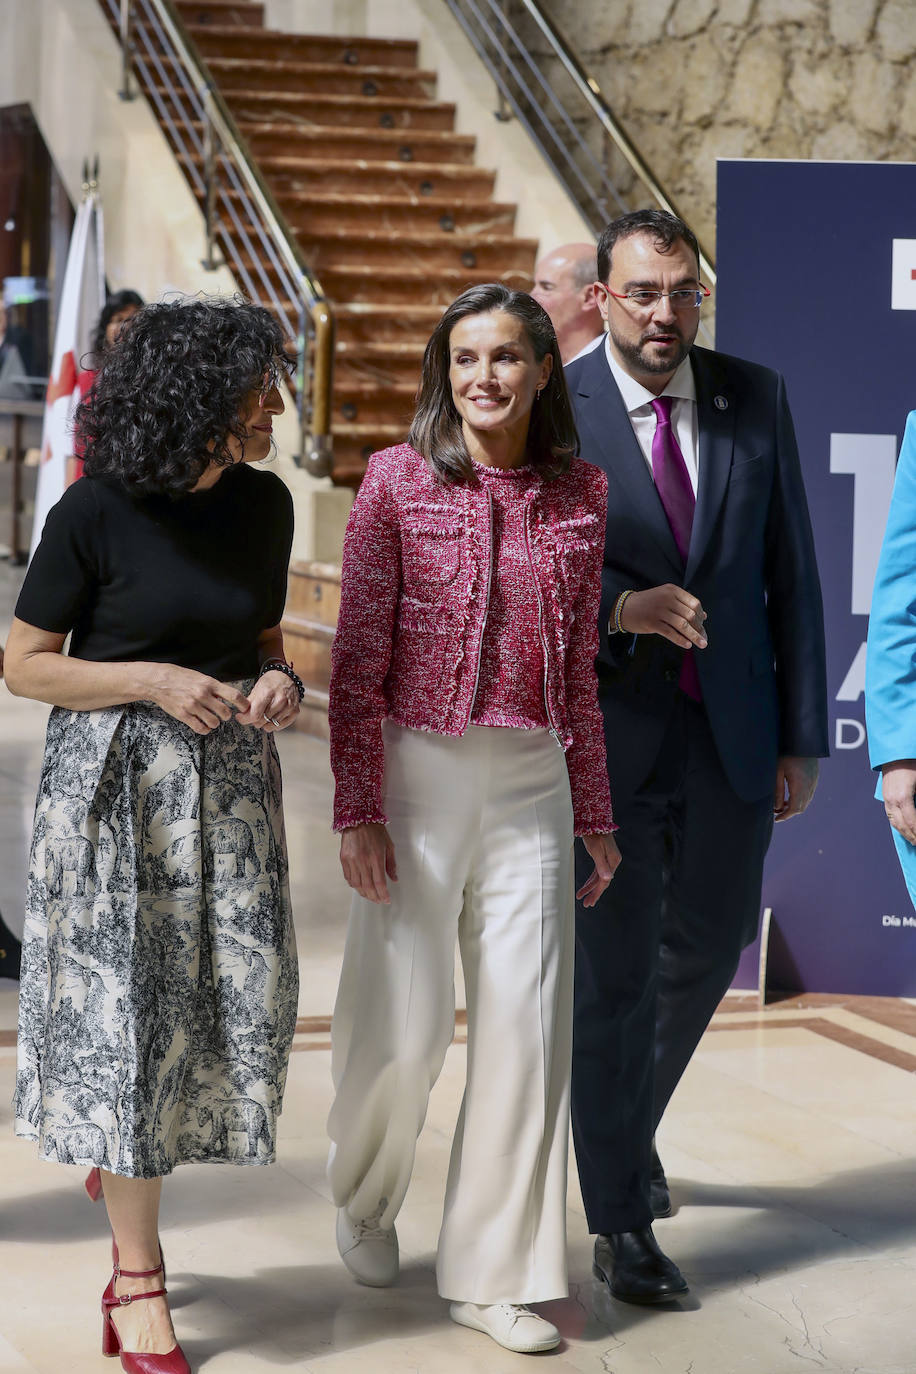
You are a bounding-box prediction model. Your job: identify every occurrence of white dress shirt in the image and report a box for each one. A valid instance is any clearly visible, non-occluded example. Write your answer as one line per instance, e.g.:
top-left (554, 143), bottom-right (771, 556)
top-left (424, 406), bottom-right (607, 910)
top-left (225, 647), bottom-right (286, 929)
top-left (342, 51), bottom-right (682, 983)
top-left (604, 337), bottom-right (699, 496)
top-left (566, 331), bottom-right (606, 365)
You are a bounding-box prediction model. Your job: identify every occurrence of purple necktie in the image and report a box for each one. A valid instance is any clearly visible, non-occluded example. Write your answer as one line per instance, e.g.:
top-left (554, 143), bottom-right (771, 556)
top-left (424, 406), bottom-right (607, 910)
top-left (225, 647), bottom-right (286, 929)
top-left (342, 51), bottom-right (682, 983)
top-left (650, 396), bottom-right (702, 701)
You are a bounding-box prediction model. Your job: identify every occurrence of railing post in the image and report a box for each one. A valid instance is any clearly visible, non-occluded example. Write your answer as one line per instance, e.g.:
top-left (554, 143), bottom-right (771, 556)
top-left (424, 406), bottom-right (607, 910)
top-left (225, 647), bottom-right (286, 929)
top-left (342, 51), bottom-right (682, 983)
top-left (303, 299), bottom-right (334, 478)
top-left (201, 89), bottom-right (219, 271)
top-left (296, 303), bottom-right (310, 466)
top-left (118, 0), bottom-right (135, 101)
top-left (492, 0), bottom-right (512, 122)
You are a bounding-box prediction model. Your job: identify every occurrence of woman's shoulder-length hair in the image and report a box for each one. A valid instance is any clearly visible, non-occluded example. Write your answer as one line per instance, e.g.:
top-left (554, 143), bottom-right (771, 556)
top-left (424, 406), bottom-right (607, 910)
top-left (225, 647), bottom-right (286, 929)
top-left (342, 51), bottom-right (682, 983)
top-left (407, 282), bottom-right (579, 484)
top-left (78, 297), bottom-right (289, 498)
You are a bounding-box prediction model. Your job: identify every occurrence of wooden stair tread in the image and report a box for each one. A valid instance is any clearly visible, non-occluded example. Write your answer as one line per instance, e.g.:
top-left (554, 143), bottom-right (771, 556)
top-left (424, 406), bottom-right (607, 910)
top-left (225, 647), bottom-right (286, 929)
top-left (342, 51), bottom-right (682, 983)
top-left (304, 228), bottom-right (537, 249)
top-left (273, 191), bottom-right (508, 210)
top-left (188, 25), bottom-right (419, 61)
top-left (335, 380), bottom-right (418, 395)
top-left (281, 611), bottom-right (337, 641)
top-left (322, 263), bottom-right (527, 282)
top-left (289, 558), bottom-right (342, 580)
top-left (332, 422), bottom-right (407, 438)
top-left (221, 90), bottom-right (456, 115)
top-left (222, 121), bottom-right (475, 151)
top-left (181, 153), bottom-right (493, 188)
top-left (223, 156), bottom-right (493, 179)
top-left (206, 57), bottom-right (436, 80)
top-left (334, 301), bottom-right (444, 317)
top-left (334, 341), bottom-right (426, 356)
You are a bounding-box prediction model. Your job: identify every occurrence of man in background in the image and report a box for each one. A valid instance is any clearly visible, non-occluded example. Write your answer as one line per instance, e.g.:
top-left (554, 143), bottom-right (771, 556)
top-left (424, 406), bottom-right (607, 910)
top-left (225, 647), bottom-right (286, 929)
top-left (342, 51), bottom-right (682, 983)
top-left (531, 242), bottom-right (604, 363)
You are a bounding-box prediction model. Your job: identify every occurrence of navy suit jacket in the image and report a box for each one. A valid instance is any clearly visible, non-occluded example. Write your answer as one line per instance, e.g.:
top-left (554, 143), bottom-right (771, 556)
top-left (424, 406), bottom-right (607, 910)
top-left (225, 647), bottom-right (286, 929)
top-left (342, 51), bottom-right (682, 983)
top-left (566, 341), bottom-right (829, 804)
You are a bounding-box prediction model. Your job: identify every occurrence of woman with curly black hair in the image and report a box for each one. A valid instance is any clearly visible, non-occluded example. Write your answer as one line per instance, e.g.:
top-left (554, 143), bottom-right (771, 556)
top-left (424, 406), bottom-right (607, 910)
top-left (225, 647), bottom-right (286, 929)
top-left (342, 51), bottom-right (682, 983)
top-left (5, 298), bottom-right (302, 1374)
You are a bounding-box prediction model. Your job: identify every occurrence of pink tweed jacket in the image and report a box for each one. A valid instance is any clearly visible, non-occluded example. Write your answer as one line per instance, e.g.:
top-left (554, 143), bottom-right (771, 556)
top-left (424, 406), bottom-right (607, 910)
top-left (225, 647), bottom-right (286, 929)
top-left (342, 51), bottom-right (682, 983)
top-left (329, 443), bottom-right (614, 836)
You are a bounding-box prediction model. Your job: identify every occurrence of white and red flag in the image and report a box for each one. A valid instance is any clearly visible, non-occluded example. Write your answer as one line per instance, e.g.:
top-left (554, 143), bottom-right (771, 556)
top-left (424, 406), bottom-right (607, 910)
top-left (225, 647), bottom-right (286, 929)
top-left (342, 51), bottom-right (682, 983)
top-left (30, 184), bottom-right (105, 559)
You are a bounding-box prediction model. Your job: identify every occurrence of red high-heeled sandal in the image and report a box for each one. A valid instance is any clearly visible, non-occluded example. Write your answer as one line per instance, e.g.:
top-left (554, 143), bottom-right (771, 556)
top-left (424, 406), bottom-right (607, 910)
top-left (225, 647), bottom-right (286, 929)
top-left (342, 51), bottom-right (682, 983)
top-left (101, 1262), bottom-right (190, 1373)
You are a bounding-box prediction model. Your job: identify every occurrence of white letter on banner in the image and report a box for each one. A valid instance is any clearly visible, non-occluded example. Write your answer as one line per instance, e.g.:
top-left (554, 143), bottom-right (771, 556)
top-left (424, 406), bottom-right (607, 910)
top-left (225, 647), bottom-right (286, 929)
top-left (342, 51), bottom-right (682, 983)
top-left (836, 642), bottom-right (867, 701)
top-left (835, 718), bottom-right (866, 750)
top-left (829, 434), bottom-right (898, 615)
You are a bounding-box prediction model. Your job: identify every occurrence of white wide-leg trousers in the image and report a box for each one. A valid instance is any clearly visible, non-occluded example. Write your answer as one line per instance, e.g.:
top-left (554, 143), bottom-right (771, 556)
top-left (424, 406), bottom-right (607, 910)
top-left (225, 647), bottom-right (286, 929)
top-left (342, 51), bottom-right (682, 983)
top-left (327, 722), bottom-right (575, 1304)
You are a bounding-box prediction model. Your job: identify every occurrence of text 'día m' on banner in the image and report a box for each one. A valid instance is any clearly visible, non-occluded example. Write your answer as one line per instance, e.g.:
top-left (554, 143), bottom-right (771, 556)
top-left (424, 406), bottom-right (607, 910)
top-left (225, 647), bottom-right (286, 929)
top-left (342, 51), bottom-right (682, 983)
top-left (717, 159), bottom-right (916, 996)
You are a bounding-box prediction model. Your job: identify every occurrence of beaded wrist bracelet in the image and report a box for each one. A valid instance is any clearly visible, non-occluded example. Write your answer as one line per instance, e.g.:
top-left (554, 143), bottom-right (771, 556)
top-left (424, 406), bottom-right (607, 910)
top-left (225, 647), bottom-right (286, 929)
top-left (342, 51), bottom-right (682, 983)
top-left (611, 589), bottom-right (634, 635)
top-left (259, 657), bottom-right (305, 703)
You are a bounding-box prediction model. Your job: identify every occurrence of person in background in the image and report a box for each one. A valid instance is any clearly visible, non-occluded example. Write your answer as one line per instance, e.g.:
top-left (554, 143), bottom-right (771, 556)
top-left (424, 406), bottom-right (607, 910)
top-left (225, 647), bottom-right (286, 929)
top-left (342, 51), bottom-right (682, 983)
top-left (5, 298), bottom-right (301, 1374)
top-left (0, 642), bottom-right (23, 980)
top-left (0, 302), bottom-right (30, 401)
top-left (71, 289), bottom-right (145, 480)
top-left (566, 208), bottom-right (828, 1305)
top-left (327, 283), bottom-right (619, 1354)
top-left (531, 243), bottom-right (604, 364)
top-left (866, 409), bottom-right (916, 906)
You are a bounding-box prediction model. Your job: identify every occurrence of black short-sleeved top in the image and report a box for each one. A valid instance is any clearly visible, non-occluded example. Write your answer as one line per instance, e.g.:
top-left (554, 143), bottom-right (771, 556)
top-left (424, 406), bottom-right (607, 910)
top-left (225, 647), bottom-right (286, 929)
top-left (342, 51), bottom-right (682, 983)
top-left (16, 464), bottom-right (294, 679)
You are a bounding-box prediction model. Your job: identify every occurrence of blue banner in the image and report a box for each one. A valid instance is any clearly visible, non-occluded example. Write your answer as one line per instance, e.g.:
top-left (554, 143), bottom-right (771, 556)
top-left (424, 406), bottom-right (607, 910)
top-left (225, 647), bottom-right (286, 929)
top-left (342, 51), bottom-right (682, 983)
top-left (717, 159), bottom-right (916, 996)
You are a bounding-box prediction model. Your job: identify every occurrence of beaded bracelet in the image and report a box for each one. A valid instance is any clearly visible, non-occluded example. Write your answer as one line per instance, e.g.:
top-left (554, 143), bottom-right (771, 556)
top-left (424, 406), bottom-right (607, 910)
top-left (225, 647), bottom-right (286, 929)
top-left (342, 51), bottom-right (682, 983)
top-left (611, 589), bottom-right (634, 634)
top-left (259, 657), bottom-right (305, 703)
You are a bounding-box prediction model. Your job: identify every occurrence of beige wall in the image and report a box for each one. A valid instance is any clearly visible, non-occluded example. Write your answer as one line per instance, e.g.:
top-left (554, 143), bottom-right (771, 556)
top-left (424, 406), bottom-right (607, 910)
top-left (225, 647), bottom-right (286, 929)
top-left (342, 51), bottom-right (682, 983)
top-left (523, 0), bottom-right (916, 258)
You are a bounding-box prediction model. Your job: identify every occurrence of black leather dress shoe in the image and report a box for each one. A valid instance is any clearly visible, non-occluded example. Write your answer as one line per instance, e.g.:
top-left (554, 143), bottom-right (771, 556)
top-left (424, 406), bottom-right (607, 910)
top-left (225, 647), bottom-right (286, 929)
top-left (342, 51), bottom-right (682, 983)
top-left (593, 1227), bottom-right (688, 1305)
top-left (650, 1143), bottom-right (672, 1218)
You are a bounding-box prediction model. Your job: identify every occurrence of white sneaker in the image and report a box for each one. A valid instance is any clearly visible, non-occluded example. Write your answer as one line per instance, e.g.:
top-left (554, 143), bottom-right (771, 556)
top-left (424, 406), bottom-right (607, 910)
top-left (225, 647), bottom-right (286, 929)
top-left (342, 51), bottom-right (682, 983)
top-left (336, 1200), bottom-right (399, 1286)
top-left (449, 1302), bottom-right (561, 1353)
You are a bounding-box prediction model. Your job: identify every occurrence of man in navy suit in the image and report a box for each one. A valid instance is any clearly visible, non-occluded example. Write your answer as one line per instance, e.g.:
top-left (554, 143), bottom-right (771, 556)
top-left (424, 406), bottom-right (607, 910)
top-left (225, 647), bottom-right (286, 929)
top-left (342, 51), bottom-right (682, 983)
top-left (567, 210), bottom-right (828, 1304)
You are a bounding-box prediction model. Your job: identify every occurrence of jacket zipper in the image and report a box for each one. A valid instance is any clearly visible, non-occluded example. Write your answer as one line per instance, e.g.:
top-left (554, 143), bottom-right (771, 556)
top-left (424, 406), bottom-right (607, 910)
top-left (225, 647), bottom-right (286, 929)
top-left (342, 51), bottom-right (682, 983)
top-left (465, 487), bottom-right (494, 731)
top-left (524, 501), bottom-right (564, 749)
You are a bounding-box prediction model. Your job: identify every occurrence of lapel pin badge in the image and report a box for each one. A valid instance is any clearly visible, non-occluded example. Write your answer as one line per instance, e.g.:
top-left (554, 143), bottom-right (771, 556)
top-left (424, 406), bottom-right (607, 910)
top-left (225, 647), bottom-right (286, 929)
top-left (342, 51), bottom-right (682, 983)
top-left (714, 394), bottom-right (729, 411)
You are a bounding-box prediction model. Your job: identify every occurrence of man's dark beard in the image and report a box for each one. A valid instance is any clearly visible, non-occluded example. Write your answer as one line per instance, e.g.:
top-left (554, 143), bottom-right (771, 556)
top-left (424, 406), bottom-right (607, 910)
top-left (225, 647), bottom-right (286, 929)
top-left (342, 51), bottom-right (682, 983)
top-left (609, 324), bottom-right (690, 375)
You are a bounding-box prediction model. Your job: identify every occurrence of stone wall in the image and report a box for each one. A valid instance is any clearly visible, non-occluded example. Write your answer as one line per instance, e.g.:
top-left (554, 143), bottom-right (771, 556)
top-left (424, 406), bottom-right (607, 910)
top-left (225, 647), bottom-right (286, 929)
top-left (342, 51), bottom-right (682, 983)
top-left (524, 0), bottom-right (916, 258)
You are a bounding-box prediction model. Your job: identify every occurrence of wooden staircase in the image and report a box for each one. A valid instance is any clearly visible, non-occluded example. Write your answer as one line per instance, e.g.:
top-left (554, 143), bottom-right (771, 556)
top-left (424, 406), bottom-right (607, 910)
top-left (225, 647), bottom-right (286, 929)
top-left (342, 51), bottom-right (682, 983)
top-left (135, 0), bottom-right (542, 732)
top-left (169, 0), bottom-right (538, 487)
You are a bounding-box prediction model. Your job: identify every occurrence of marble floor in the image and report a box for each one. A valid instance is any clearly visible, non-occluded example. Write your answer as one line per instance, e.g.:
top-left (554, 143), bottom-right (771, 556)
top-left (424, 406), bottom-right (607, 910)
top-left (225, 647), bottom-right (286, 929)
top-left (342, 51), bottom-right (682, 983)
top-left (2, 559), bottom-right (916, 1374)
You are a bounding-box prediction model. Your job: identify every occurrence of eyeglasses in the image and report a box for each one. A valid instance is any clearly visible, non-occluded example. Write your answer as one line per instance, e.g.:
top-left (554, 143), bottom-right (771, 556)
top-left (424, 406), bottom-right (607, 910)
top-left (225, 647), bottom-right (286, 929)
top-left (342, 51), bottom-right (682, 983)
top-left (607, 285), bottom-right (711, 311)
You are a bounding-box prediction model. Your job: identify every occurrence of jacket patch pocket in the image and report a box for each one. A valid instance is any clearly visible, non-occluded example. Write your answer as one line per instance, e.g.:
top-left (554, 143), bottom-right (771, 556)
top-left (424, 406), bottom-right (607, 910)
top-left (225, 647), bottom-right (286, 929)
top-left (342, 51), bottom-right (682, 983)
top-left (401, 510), bottom-right (462, 590)
top-left (547, 512), bottom-right (601, 553)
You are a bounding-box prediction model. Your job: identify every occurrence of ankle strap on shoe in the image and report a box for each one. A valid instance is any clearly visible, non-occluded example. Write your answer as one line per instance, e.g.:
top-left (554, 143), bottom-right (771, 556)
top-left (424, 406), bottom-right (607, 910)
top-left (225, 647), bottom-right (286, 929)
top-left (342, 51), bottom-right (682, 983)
top-left (103, 1284), bottom-right (167, 1309)
top-left (115, 1263), bottom-right (164, 1279)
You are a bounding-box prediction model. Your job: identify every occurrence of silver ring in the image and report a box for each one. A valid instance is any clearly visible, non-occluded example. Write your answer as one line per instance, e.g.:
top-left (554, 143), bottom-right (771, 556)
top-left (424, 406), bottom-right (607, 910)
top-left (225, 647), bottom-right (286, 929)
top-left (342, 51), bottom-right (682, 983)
top-left (266, 715), bottom-right (281, 728)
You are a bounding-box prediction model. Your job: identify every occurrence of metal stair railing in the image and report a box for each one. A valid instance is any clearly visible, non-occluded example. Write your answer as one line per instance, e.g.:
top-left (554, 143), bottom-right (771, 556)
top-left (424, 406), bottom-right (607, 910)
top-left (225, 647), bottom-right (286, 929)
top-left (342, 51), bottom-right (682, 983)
top-left (105, 0), bottom-right (335, 475)
top-left (440, 0), bottom-right (715, 319)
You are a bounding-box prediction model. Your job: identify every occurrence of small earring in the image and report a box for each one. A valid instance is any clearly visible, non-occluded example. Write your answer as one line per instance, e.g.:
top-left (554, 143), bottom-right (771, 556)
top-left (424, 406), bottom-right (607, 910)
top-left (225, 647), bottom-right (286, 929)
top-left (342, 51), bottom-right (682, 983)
top-left (536, 386), bottom-right (543, 400)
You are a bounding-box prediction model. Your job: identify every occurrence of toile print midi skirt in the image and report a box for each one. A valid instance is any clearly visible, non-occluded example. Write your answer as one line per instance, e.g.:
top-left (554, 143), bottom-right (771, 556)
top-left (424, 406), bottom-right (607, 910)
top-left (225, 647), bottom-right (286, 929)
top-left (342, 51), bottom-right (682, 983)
top-left (14, 693), bottom-right (299, 1178)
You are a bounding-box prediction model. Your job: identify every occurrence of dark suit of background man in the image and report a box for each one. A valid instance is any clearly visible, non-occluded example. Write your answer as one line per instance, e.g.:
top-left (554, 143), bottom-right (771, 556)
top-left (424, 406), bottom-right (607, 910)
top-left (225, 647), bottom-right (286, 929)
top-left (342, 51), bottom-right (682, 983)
top-left (566, 209), bottom-right (829, 1305)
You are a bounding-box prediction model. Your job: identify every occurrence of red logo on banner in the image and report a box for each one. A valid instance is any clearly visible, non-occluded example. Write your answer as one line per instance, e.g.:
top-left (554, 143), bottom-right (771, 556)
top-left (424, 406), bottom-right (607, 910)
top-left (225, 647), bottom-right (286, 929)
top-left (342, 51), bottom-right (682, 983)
top-left (45, 349), bottom-right (78, 406)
